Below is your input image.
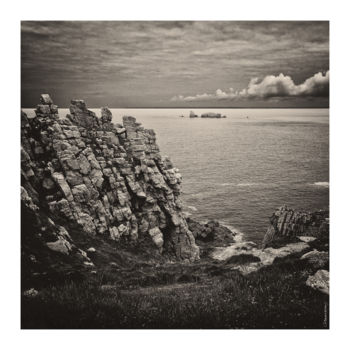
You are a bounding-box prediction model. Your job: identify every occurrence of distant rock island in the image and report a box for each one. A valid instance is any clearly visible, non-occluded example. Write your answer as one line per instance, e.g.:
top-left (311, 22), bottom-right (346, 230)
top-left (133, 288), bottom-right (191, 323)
top-left (186, 111), bottom-right (227, 118)
top-left (201, 112), bottom-right (226, 118)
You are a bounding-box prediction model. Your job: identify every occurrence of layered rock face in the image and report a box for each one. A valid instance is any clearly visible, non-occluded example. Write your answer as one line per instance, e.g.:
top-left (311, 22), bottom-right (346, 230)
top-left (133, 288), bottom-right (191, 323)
top-left (261, 205), bottom-right (329, 248)
top-left (21, 94), bottom-right (199, 263)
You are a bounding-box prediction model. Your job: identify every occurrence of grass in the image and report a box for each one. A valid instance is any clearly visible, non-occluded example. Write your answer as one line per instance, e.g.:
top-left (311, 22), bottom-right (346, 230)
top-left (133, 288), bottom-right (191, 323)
top-left (21, 250), bottom-right (329, 329)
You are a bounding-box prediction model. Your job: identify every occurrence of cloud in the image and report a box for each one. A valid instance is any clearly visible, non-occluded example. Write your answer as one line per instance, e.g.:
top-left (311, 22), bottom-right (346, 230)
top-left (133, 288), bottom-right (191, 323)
top-left (21, 21), bottom-right (329, 107)
top-left (172, 71), bottom-right (329, 102)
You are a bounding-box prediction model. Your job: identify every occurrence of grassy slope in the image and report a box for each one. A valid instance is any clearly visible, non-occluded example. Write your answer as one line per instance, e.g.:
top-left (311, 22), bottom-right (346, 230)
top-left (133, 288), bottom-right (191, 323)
top-left (22, 238), bottom-right (329, 329)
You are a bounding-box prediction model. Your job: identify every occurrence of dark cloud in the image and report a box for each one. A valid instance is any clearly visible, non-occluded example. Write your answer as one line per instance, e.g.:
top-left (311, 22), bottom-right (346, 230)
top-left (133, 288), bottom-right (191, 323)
top-left (21, 21), bottom-right (329, 107)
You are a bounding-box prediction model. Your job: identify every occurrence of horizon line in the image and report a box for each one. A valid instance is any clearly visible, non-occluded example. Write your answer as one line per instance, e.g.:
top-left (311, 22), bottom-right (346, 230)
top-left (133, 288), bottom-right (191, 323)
top-left (21, 106), bottom-right (330, 110)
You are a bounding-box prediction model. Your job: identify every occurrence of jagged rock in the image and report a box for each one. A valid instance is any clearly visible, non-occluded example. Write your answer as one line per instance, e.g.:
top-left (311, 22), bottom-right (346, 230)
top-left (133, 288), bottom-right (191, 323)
top-left (46, 236), bottom-right (72, 255)
top-left (306, 269), bottom-right (329, 294)
top-left (68, 100), bottom-right (100, 129)
top-left (21, 95), bottom-right (200, 263)
top-left (52, 172), bottom-right (74, 201)
top-left (301, 250), bottom-right (329, 269)
top-left (40, 94), bottom-right (53, 105)
top-left (110, 226), bottom-right (121, 240)
top-left (261, 205), bottom-right (329, 248)
top-left (148, 227), bottom-right (164, 249)
top-left (187, 218), bottom-right (236, 245)
top-left (72, 184), bottom-right (90, 202)
top-left (21, 184), bottom-right (92, 287)
top-left (101, 107), bottom-right (112, 123)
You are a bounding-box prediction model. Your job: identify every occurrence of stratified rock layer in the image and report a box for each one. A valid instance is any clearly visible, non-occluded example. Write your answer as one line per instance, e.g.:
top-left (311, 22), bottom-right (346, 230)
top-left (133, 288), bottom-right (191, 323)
top-left (21, 95), bottom-right (199, 263)
top-left (261, 205), bottom-right (329, 248)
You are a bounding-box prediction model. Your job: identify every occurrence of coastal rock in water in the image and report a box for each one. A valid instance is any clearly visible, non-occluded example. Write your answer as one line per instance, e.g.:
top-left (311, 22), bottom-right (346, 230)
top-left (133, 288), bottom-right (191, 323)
top-left (186, 218), bottom-right (236, 245)
top-left (201, 112), bottom-right (222, 118)
top-left (306, 269), bottom-right (329, 294)
top-left (261, 205), bottom-right (329, 248)
top-left (21, 94), bottom-right (199, 263)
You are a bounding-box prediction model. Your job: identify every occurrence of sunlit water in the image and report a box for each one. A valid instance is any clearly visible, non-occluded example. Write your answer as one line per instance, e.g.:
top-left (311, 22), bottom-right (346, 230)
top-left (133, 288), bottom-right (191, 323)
top-left (23, 108), bottom-right (329, 243)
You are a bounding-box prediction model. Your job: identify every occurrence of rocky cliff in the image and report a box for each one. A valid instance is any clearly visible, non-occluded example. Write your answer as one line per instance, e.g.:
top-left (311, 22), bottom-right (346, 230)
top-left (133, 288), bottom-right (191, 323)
top-left (21, 94), bottom-right (199, 272)
top-left (261, 205), bottom-right (329, 248)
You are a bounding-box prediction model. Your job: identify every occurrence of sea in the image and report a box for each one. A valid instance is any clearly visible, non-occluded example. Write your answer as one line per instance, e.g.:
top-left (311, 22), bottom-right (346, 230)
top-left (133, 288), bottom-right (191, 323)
top-left (23, 108), bottom-right (329, 243)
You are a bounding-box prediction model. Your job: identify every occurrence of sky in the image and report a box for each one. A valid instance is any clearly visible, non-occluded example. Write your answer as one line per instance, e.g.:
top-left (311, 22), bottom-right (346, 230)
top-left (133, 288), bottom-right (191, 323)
top-left (21, 21), bottom-right (329, 108)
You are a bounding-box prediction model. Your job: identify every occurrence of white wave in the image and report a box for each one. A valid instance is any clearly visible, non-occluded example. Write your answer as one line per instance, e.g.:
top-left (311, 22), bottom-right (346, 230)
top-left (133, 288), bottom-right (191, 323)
top-left (187, 205), bottom-right (198, 212)
top-left (312, 182), bottom-right (329, 188)
top-left (219, 223), bottom-right (245, 243)
top-left (236, 182), bottom-right (259, 187)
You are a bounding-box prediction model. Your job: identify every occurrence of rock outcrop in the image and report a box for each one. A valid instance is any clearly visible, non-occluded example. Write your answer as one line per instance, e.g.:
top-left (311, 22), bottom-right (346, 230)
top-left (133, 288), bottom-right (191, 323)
top-left (261, 205), bottom-right (329, 249)
top-left (300, 250), bottom-right (329, 269)
top-left (21, 94), bottom-right (199, 265)
top-left (211, 205), bottom-right (329, 276)
top-left (211, 240), bottom-right (310, 274)
top-left (306, 269), bottom-right (329, 295)
top-left (186, 218), bottom-right (236, 245)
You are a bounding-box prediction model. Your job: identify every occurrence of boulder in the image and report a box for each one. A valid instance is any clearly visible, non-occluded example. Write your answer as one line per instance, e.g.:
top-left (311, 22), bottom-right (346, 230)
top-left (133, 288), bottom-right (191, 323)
top-left (52, 172), bottom-right (74, 201)
top-left (40, 94), bottom-right (53, 105)
top-left (301, 250), bottom-right (329, 269)
top-left (306, 269), bottom-right (329, 294)
top-left (46, 236), bottom-right (72, 255)
top-left (23, 288), bottom-right (39, 298)
top-left (101, 107), bottom-right (112, 123)
top-left (187, 218), bottom-right (236, 245)
top-left (149, 227), bottom-right (164, 249)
